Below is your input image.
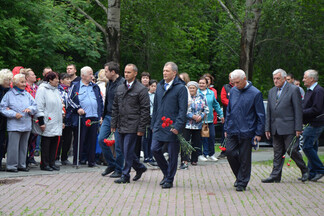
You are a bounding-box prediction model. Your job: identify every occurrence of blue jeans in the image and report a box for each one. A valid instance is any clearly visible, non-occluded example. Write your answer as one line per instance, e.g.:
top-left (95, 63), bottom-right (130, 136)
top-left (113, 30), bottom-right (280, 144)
top-left (98, 115), bottom-right (124, 172)
top-left (302, 125), bottom-right (324, 178)
top-left (201, 123), bottom-right (215, 156)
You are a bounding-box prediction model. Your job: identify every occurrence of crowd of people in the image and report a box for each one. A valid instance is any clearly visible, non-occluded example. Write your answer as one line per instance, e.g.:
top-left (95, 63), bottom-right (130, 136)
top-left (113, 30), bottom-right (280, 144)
top-left (0, 63), bottom-right (323, 191)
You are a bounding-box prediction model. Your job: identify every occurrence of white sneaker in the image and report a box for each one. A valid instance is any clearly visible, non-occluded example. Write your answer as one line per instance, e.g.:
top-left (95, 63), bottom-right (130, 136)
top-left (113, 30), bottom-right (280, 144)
top-left (209, 155), bottom-right (218, 161)
top-left (198, 155), bottom-right (208, 162)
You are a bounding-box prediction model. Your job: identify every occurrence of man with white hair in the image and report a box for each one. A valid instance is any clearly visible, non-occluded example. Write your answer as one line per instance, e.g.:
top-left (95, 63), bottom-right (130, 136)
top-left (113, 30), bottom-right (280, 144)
top-left (67, 66), bottom-right (103, 167)
top-left (262, 69), bottom-right (308, 183)
top-left (224, 69), bottom-right (265, 191)
top-left (302, 69), bottom-right (324, 182)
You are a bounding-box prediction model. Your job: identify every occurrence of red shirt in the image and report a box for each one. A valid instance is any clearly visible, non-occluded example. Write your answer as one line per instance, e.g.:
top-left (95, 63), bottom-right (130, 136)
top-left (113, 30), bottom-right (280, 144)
top-left (25, 83), bottom-right (38, 98)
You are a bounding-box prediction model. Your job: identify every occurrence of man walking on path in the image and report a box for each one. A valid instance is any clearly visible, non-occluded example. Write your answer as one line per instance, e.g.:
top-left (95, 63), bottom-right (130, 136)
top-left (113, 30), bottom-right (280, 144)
top-left (302, 69), bottom-right (324, 182)
top-left (224, 69), bottom-right (265, 192)
top-left (111, 64), bottom-right (150, 184)
top-left (262, 69), bottom-right (308, 183)
top-left (151, 62), bottom-right (188, 189)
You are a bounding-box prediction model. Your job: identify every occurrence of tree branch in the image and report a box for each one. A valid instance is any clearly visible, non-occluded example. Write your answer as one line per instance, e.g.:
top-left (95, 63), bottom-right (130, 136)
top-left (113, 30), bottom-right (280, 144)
top-left (216, 0), bottom-right (242, 34)
top-left (93, 0), bottom-right (108, 15)
top-left (216, 36), bottom-right (240, 57)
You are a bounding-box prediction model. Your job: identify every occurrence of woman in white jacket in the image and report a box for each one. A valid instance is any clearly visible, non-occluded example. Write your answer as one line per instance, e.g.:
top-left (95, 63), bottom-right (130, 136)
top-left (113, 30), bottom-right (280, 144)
top-left (35, 72), bottom-right (63, 171)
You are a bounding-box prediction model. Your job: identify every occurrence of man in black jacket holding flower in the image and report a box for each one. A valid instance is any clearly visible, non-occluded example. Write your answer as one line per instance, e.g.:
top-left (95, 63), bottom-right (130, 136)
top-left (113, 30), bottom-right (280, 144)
top-left (111, 63), bottom-right (150, 184)
top-left (151, 62), bottom-right (188, 189)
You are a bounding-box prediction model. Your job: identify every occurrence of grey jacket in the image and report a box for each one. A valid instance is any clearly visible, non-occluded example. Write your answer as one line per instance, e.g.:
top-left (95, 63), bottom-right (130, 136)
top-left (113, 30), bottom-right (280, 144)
top-left (266, 82), bottom-right (302, 135)
top-left (111, 79), bottom-right (150, 134)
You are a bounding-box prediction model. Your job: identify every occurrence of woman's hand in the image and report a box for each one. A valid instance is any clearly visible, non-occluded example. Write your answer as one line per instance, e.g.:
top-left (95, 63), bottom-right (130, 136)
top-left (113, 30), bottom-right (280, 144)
top-left (23, 108), bottom-right (31, 114)
top-left (15, 113), bottom-right (22, 119)
top-left (40, 125), bottom-right (46, 132)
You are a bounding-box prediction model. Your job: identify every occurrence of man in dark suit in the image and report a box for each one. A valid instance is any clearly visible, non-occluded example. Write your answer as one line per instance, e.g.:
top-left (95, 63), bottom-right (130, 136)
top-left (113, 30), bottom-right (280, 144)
top-left (302, 69), bottom-right (324, 182)
top-left (111, 64), bottom-right (150, 184)
top-left (262, 69), bottom-right (308, 183)
top-left (151, 62), bottom-right (188, 189)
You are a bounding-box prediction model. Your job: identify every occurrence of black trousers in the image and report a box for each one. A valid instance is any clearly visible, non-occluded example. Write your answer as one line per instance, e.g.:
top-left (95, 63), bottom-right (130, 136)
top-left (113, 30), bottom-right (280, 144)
top-left (41, 136), bottom-right (59, 167)
top-left (182, 129), bottom-right (201, 163)
top-left (57, 126), bottom-right (73, 161)
top-left (135, 135), bottom-right (142, 158)
top-left (226, 135), bottom-right (252, 187)
top-left (271, 134), bottom-right (308, 179)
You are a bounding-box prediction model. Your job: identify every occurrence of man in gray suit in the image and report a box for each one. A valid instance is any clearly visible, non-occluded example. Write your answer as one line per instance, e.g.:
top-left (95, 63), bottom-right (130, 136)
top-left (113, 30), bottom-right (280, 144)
top-left (262, 69), bottom-right (308, 183)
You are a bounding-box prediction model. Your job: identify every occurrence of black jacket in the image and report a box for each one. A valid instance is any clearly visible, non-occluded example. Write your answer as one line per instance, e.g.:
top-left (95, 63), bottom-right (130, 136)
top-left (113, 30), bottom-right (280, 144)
top-left (303, 84), bottom-right (324, 126)
top-left (0, 86), bottom-right (9, 132)
top-left (103, 76), bottom-right (125, 117)
top-left (111, 79), bottom-right (150, 134)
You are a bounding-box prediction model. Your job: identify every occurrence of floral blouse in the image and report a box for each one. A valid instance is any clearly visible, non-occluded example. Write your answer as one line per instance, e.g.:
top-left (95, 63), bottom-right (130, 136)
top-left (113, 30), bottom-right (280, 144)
top-left (185, 92), bottom-right (209, 130)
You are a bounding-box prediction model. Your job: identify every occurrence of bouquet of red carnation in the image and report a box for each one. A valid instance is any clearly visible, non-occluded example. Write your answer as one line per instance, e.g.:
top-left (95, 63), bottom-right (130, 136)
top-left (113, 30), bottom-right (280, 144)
top-left (161, 116), bottom-right (195, 155)
top-left (71, 92), bottom-right (79, 99)
top-left (104, 133), bottom-right (115, 147)
top-left (219, 138), bottom-right (227, 152)
top-left (85, 119), bottom-right (100, 127)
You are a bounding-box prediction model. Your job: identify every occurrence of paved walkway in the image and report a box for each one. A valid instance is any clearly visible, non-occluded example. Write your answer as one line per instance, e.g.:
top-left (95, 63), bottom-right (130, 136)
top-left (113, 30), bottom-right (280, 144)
top-left (0, 148), bottom-right (323, 216)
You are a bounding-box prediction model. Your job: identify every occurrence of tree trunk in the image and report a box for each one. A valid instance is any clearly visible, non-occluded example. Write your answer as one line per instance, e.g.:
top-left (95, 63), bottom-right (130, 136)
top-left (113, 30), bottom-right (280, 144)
top-left (107, 0), bottom-right (120, 62)
top-left (239, 0), bottom-right (262, 80)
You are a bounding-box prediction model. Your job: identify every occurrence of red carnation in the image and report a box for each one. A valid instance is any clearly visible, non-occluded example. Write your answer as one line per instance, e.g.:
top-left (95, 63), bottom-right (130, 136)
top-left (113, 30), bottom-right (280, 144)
top-left (287, 163), bottom-right (290, 166)
top-left (85, 119), bottom-right (92, 127)
top-left (289, 159), bottom-right (292, 162)
top-left (35, 120), bottom-right (39, 123)
top-left (76, 92), bottom-right (79, 95)
top-left (169, 120), bottom-right (173, 125)
top-left (219, 146), bottom-right (222, 149)
top-left (166, 118), bottom-right (170, 123)
top-left (161, 116), bottom-right (166, 121)
top-left (222, 147), bottom-right (226, 151)
top-left (48, 117), bottom-right (52, 120)
top-left (282, 155), bottom-right (285, 158)
top-left (37, 78), bottom-right (41, 81)
top-left (162, 123), bottom-right (166, 128)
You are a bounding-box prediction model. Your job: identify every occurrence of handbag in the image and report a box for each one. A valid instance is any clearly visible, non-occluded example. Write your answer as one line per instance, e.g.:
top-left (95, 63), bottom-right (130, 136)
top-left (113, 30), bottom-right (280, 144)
top-left (201, 115), bottom-right (209, 138)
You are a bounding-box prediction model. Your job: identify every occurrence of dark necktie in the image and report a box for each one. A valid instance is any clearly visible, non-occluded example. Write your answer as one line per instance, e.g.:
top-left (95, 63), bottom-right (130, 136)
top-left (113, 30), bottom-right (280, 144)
top-left (276, 88), bottom-right (281, 101)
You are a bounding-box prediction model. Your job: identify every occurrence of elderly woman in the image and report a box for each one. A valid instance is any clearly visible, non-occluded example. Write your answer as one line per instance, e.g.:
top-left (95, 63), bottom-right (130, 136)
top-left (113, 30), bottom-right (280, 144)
top-left (35, 72), bottom-right (63, 171)
top-left (180, 81), bottom-right (209, 169)
top-left (0, 69), bottom-right (13, 170)
top-left (198, 77), bottom-right (224, 162)
top-left (0, 74), bottom-right (37, 172)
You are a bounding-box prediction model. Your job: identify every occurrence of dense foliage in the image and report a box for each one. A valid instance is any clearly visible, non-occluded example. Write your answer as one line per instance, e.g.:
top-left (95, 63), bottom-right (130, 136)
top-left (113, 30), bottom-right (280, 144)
top-left (0, 0), bottom-right (323, 97)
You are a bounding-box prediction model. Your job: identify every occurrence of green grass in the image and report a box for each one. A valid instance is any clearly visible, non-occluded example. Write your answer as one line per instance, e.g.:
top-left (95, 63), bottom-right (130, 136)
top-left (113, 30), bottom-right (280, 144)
top-left (254, 153), bottom-right (324, 166)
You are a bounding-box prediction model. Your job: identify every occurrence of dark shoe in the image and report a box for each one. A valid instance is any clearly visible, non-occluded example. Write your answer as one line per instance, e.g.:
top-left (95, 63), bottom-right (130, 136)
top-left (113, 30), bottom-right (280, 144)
top-left (114, 176), bottom-right (130, 184)
top-left (179, 162), bottom-right (188, 170)
top-left (80, 160), bottom-right (87, 165)
top-left (298, 172), bottom-right (309, 182)
top-left (61, 160), bottom-right (72, 165)
top-left (217, 153), bottom-right (227, 159)
top-left (234, 180), bottom-right (238, 187)
top-left (162, 182), bottom-right (173, 189)
top-left (110, 171), bottom-right (122, 178)
top-left (88, 163), bottom-right (99, 168)
top-left (191, 162), bottom-right (197, 166)
top-left (261, 177), bottom-right (281, 183)
top-left (310, 173), bottom-right (324, 182)
top-left (6, 169), bottom-right (18, 173)
top-left (133, 167), bottom-right (147, 181)
top-left (236, 186), bottom-right (246, 192)
top-left (50, 165), bottom-right (60, 171)
top-left (41, 166), bottom-right (53, 171)
top-left (18, 167), bottom-right (29, 172)
top-left (101, 167), bottom-right (115, 176)
top-left (160, 176), bottom-right (167, 185)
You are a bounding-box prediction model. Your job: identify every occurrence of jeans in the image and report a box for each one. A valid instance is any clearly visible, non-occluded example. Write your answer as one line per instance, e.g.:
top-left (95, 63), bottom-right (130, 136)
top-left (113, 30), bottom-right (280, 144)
top-left (201, 123), bottom-right (215, 156)
top-left (98, 115), bottom-right (124, 172)
top-left (302, 125), bottom-right (324, 178)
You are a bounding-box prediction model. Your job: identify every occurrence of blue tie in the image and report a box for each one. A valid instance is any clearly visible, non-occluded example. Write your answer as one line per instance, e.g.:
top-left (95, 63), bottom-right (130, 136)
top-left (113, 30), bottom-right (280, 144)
top-left (164, 83), bottom-right (169, 91)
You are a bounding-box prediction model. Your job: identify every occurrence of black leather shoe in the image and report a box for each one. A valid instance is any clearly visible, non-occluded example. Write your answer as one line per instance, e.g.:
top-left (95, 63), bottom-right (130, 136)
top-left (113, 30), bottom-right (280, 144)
top-left (160, 176), bottom-right (167, 185)
top-left (133, 167), bottom-right (147, 181)
top-left (162, 182), bottom-right (173, 189)
top-left (80, 160), bottom-right (87, 165)
top-left (110, 171), bottom-right (122, 178)
top-left (18, 167), bottom-right (29, 172)
top-left (41, 166), bottom-right (53, 171)
top-left (6, 169), bottom-right (18, 173)
top-left (261, 177), bottom-right (281, 183)
top-left (298, 172), bottom-right (309, 182)
top-left (88, 163), bottom-right (99, 168)
top-left (50, 165), bottom-right (60, 171)
top-left (234, 180), bottom-right (238, 187)
top-left (310, 173), bottom-right (324, 182)
top-left (236, 186), bottom-right (246, 192)
top-left (102, 167), bottom-right (115, 176)
top-left (114, 176), bottom-right (130, 184)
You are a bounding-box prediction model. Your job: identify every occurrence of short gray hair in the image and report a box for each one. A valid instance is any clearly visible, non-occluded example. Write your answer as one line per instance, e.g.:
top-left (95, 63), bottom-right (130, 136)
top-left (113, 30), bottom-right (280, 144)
top-left (305, 69), bottom-right (318, 81)
top-left (80, 66), bottom-right (93, 76)
top-left (125, 64), bottom-right (138, 73)
top-left (230, 69), bottom-right (246, 80)
top-left (0, 69), bottom-right (13, 85)
top-left (13, 74), bottom-right (25, 86)
top-left (272, 69), bottom-right (287, 77)
top-left (164, 62), bottom-right (178, 73)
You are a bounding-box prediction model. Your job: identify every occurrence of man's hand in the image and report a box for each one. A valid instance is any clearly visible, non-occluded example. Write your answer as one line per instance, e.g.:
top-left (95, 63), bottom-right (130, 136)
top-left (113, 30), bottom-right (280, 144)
top-left (137, 131), bottom-right (144, 136)
top-left (62, 123), bottom-right (65, 129)
top-left (15, 113), bottom-right (22, 119)
top-left (254, 135), bottom-right (261, 142)
top-left (77, 108), bottom-right (85, 115)
top-left (265, 131), bottom-right (271, 140)
top-left (220, 117), bottom-right (225, 124)
top-left (171, 128), bottom-right (178, 135)
top-left (111, 128), bottom-right (116, 133)
top-left (224, 132), bottom-right (227, 138)
top-left (296, 131), bottom-right (302, 137)
top-left (100, 117), bottom-right (103, 125)
top-left (23, 108), bottom-right (31, 114)
top-left (40, 125), bottom-right (46, 132)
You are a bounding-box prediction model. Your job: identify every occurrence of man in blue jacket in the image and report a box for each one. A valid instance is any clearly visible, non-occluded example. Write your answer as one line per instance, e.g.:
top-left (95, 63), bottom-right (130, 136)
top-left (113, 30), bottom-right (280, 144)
top-left (151, 62), bottom-right (188, 189)
top-left (224, 69), bottom-right (265, 192)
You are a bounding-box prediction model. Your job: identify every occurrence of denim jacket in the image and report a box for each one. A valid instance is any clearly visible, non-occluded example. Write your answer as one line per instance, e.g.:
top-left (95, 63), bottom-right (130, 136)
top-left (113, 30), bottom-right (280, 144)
top-left (185, 93), bottom-right (209, 130)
